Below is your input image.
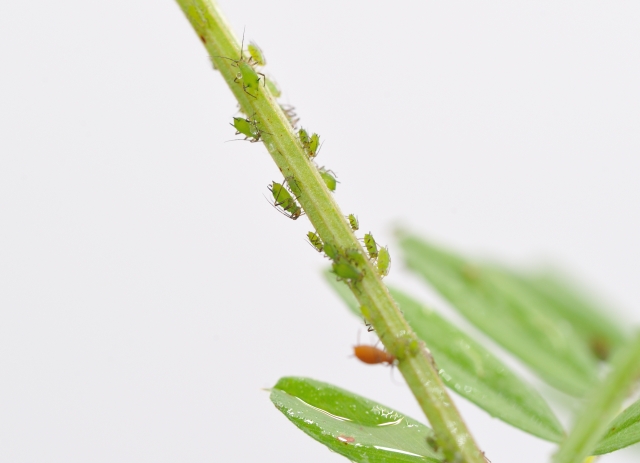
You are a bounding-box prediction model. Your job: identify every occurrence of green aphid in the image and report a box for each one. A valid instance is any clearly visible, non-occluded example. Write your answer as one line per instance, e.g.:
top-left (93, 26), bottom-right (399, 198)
top-left (307, 231), bottom-right (323, 253)
top-left (230, 116), bottom-right (262, 143)
top-left (268, 181), bottom-right (302, 220)
top-left (266, 79), bottom-right (281, 98)
top-left (344, 248), bottom-right (367, 267)
top-left (308, 133), bottom-right (320, 158)
top-left (247, 41), bottom-right (266, 67)
top-left (332, 260), bottom-right (363, 283)
top-left (284, 176), bottom-right (302, 198)
top-left (364, 233), bottom-right (378, 260)
top-left (236, 60), bottom-right (263, 98)
top-left (319, 169), bottom-right (337, 192)
top-left (298, 128), bottom-right (310, 146)
top-left (347, 214), bottom-right (359, 232)
top-left (377, 246), bottom-right (391, 278)
top-left (323, 242), bottom-right (339, 260)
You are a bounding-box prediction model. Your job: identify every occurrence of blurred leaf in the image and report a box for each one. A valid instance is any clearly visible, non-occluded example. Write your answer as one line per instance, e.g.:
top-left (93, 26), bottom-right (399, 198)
top-left (516, 271), bottom-right (628, 360)
top-left (270, 377), bottom-right (443, 463)
top-left (593, 398), bottom-right (640, 455)
top-left (397, 233), bottom-right (598, 396)
top-left (324, 272), bottom-right (565, 442)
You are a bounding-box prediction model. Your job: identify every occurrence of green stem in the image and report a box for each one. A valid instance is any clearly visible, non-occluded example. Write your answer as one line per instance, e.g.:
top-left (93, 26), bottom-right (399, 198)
top-left (174, 1), bottom-right (485, 461)
top-left (553, 332), bottom-right (640, 463)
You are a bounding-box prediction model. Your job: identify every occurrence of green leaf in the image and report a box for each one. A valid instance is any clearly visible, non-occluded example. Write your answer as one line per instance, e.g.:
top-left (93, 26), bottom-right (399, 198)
top-left (396, 233), bottom-right (598, 396)
top-left (593, 398), bottom-right (640, 455)
top-left (270, 377), bottom-right (443, 463)
top-left (516, 270), bottom-right (628, 361)
top-left (324, 272), bottom-right (565, 442)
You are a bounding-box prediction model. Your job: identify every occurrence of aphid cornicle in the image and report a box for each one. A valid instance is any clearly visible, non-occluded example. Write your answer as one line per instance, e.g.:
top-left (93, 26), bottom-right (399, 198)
top-left (364, 233), bottom-right (378, 260)
top-left (347, 214), bottom-right (359, 232)
top-left (353, 344), bottom-right (395, 365)
top-left (268, 181), bottom-right (302, 220)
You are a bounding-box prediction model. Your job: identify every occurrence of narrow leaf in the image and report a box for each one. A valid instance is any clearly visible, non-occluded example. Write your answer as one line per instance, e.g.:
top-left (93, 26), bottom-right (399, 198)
top-left (271, 377), bottom-right (443, 463)
top-left (325, 273), bottom-right (565, 442)
top-left (397, 233), bottom-right (598, 396)
top-left (593, 398), bottom-right (640, 455)
top-left (517, 270), bottom-right (628, 360)
top-left (553, 332), bottom-right (640, 463)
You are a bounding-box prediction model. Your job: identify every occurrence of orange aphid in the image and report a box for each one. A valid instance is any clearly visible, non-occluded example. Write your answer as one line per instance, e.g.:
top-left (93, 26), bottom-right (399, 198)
top-left (353, 345), bottom-right (395, 365)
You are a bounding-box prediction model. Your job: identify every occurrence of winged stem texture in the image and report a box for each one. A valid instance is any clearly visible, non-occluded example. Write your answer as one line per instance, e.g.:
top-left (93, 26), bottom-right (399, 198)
top-left (175, 1), bottom-right (484, 461)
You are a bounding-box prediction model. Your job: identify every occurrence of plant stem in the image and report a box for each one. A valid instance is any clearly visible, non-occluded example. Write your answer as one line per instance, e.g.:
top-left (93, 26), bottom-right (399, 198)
top-left (553, 332), bottom-right (640, 463)
top-left (174, 1), bottom-right (485, 461)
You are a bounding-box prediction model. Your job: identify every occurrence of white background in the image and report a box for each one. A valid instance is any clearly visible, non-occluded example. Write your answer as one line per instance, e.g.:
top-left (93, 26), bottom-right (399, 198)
top-left (1, 1), bottom-right (639, 462)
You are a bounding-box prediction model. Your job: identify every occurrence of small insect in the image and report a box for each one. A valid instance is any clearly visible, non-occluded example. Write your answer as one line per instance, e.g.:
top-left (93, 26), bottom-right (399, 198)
top-left (297, 128), bottom-right (321, 158)
top-left (323, 242), bottom-right (339, 260)
top-left (353, 344), bottom-right (395, 365)
top-left (364, 319), bottom-right (375, 332)
top-left (247, 41), bottom-right (266, 67)
top-left (216, 32), bottom-right (266, 98)
top-left (377, 246), bottom-right (390, 278)
top-left (230, 116), bottom-right (264, 143)
top-left (347, 214), bottom-right (359, 232)
top-left (318, 167), bottom-right (338, 192)
top-left (363, 233), bottom-right (378, 260)
top-left (268, 181), bottom-right (303, 220)
top-left (332, 260), bottom-right (363, 283)
top-left (307, 231), bottom-right (323, 252)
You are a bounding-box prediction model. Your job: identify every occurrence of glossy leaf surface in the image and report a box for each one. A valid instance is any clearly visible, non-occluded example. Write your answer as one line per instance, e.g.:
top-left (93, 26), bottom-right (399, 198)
top-left (325, 273), bottom-right (564, 442)
top-left (594, 398), bottom-right (640, 455)
top-left (271, 377), bottom-right (442, 463)
top-left (397, 233), bottom-right (598, 396)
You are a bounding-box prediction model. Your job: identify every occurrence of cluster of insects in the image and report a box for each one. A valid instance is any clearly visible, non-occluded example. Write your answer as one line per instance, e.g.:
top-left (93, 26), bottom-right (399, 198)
top-left (220, 34), bottom-right (390, 307)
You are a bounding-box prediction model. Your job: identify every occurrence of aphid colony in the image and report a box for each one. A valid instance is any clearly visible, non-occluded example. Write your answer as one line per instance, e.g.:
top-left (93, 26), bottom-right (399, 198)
top-left (222, 35), bottom-right (391, 282)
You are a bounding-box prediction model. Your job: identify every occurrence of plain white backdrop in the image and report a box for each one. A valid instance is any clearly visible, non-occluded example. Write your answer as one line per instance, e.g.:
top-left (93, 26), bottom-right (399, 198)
top-left (1, 1), bottom-right (639, 462)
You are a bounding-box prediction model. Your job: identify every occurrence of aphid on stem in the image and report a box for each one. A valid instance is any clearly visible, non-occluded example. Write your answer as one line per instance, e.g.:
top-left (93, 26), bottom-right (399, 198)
top-left (307, 231), bottom-right (323, 253)
top-left (363, 233), bottom-right (379, 260)
top-left (229, 115), bottom-right (268, 143)
top-left (347, 214), bottom-right (359, 232)
top-left (215, 30), bottom-right (266, 98)
top-left (267, 180), bottom-right (303, 220)
top-left (318, 167), bottom-right (338, 192)
top-left (377, 246), bottom-right (391, 278)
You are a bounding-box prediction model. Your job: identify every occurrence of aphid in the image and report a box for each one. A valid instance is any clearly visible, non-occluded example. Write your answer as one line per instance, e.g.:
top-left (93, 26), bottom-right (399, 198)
top-left (298, 128), bottom-right (310, 146)
top-left (308, 133), bottom-right (320, 158)
top-left (377, 246), bottom-right (391, 277)
top-left (363, 233), bottom-right (378, 260)
top-left (297, 128), bottom-right (321, 158)
top-left (268, 181), bottom-right (303, 220)
top-left (332, 260), bottom-right (363, 283)
top-left (247, 41), bottom-right (266, 67)
top-left (307, 231), bottom-right (323, 253)
top-left (323, 242), bottom-right (339, 260)
top-left (216, 32), bottom-right (265, 98)
top-left (353, 344), bottom-right (395, 365)
top-left (347, 214), bottom-right (359, 231)
top-left (230, 116), bottom-right (263, 143)
top-left (318, 167), bottom-right (338, 192)
top-left (344, 248), bottom-right (367, 267)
